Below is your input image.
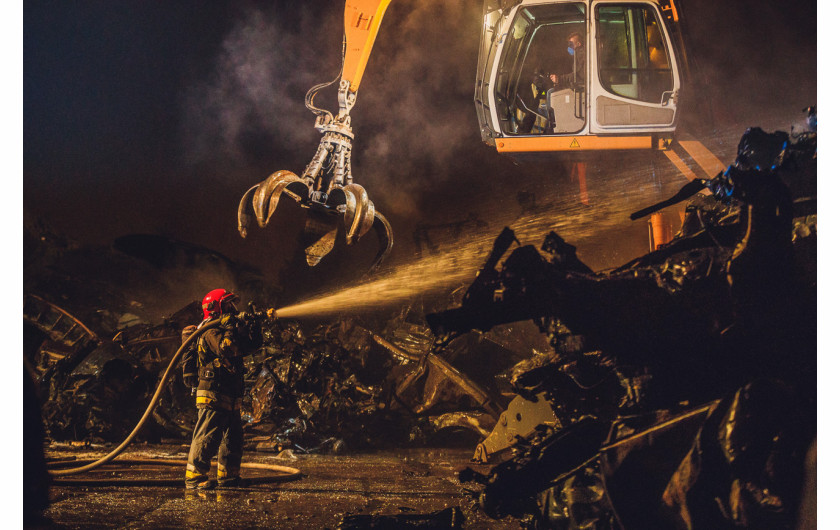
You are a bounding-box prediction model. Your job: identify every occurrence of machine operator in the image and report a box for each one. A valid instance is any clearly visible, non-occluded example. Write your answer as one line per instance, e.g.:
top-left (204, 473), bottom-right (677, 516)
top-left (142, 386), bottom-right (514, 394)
top-left (550, 31), bottom-right (586, 91)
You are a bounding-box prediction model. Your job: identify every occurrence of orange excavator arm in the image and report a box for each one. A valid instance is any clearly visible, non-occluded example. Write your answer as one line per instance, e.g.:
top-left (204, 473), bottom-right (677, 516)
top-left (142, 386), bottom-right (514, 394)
top-left (342, 0), bottom-right (393, 94)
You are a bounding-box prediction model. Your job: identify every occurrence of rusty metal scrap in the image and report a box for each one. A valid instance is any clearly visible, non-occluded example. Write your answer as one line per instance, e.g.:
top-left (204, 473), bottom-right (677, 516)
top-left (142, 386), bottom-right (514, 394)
top-left (240, 319), bottom-right (392, 451)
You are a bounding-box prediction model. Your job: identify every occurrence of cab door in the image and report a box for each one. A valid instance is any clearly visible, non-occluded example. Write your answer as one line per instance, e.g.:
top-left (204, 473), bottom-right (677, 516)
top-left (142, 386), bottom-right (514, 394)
top-left (480, 2), bottom-right (590, 138)
top-left (589, 1), bottom-right (680, 133)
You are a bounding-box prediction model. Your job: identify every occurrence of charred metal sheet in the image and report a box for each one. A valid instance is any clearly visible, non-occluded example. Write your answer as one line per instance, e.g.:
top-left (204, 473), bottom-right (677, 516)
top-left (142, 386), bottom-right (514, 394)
top-left (388, 357), bottom-right (486, 417)
top-left (388, 322), bottom-right (434, 361)
top-left (425, 351), bottom-right (504, 416)
top-left (375, 333), bottom-right (502, 417)
top-left (463, 418), bottom-right (611, 520)
top-left (534, 465), bottom-right (618, 530)
top-left (473, 393), bottom-right (558, 463)
top-left (24, 294), bottom-right (101, 381)
top-left (372, 333), bottom-right (424, 363)
top-left (430, 412), bottom-right (496, 441)
top-left (598, 404), bottom-right (715, 529)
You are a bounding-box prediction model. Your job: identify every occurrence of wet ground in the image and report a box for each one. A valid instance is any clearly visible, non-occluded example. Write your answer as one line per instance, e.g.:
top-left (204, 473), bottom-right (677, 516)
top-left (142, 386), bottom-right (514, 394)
top-left (41, 445), bottom-right (520, 529)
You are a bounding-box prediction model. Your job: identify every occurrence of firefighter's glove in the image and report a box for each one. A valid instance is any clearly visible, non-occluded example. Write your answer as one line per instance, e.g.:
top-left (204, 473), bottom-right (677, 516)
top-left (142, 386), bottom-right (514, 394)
top-left (181, 325), bottom-right (198, 343)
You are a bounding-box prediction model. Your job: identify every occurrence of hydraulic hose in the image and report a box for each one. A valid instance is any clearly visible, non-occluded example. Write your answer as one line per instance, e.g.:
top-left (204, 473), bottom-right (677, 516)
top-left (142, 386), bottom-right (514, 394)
top-left (47, 320), bottom-right (221, 476)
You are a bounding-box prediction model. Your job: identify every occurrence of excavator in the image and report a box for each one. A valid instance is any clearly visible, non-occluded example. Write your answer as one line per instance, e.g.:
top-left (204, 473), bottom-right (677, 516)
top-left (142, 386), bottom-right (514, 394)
top-left (236, 0), bottom-right (725, 270)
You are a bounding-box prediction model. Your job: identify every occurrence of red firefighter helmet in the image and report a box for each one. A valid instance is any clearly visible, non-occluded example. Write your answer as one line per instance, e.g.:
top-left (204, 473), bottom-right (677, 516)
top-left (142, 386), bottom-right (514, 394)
top-left (201, 289), bottom-right (240, 319)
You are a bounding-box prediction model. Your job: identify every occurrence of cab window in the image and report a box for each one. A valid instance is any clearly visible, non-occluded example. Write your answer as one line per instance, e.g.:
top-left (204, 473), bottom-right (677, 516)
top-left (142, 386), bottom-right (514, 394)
top-left (596, 4), bottom-right (673, 103)
top-left (493, 3), bottom-right (586, 135)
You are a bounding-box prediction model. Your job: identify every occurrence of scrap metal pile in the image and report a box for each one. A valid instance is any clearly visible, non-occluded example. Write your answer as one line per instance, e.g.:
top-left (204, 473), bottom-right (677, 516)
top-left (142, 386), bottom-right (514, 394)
top-left (25, 283), bottom-right (532, 452)
top-left (25, 114), bottom-right (815, 527)
top-left (29, 307), bottom-right (464, 450)
top-left (427, 123), bottom-right (816, 528)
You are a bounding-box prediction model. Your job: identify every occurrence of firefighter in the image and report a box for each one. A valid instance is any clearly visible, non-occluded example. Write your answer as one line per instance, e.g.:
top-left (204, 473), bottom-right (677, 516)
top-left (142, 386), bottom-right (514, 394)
top-left (182, 288), bottom-right (259, 489)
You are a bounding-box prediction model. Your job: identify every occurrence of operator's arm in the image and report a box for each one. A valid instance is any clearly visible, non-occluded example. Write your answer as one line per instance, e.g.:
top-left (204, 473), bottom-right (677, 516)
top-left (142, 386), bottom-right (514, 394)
top-left (552, 51), bottom-right (586, 90)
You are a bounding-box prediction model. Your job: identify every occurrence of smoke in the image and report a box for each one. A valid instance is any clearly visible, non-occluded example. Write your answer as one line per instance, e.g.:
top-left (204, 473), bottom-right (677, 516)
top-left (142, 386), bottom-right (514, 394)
top-left (355, 2), bottom-right (485, 196)
top-left (179, 1), bottom-right (487, 221)
top-left (179, 5), bottom-right (342, 168)
top-left (142, 266), bottom-right (241, 321)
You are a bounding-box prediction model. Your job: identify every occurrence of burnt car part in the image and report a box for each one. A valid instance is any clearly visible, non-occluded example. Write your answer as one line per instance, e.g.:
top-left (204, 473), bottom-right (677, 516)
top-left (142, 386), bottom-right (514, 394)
top-left (474, 417), bottom-right (612, 519)
top-left (467, 403), bottom-right (715, 521)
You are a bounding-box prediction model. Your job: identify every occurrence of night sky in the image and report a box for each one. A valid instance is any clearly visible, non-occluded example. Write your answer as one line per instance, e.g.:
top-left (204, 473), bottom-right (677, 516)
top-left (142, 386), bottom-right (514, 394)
top-left (24, 0), bottom-right (817, 286)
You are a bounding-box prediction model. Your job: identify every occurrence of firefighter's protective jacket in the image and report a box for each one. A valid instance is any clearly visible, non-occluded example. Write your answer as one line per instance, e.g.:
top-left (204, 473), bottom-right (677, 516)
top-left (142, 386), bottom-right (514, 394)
top-left (182, 314), bottom-right (259, 411)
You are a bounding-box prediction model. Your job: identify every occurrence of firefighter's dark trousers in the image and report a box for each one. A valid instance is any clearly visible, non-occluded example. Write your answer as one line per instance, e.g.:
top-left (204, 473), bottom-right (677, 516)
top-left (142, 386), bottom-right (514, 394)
top-left (185, 407), bottom-right (243, 485)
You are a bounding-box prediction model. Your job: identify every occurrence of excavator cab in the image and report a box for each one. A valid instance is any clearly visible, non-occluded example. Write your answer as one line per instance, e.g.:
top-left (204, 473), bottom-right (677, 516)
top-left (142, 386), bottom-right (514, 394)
top-left (476, 0), bottom-right (682, 154)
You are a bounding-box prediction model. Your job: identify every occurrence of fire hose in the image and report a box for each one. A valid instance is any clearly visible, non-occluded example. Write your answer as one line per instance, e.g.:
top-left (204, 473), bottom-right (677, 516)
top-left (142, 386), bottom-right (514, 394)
top-left (46, 318), bottom-right (301, 485)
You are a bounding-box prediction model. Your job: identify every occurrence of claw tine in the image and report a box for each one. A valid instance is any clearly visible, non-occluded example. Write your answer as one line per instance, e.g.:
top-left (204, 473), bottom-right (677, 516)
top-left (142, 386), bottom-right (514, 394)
top-left (359, 199), bottom-right (376, 240)
top-left (253, 170), bottom-right (301, 227)
top-left (264, 183), bottom-right (288, 227)
top-left (252, 171), bottom-right (284, 217)
top-left (237, 184), bottom-right (260, 238)
top-left (348, 185), bottom-right (367, 242)
top-left (253, 182), bottom-right (271, 227)
top-left (368, 210), bottom-right (394, 273)
top-left (343, 184), bottom-right (370, 244)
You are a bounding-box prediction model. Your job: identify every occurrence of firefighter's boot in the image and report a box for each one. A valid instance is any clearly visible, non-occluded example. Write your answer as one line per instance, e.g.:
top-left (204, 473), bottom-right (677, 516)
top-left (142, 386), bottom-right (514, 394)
top-left (185, 469), bottom-right (214, 490)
